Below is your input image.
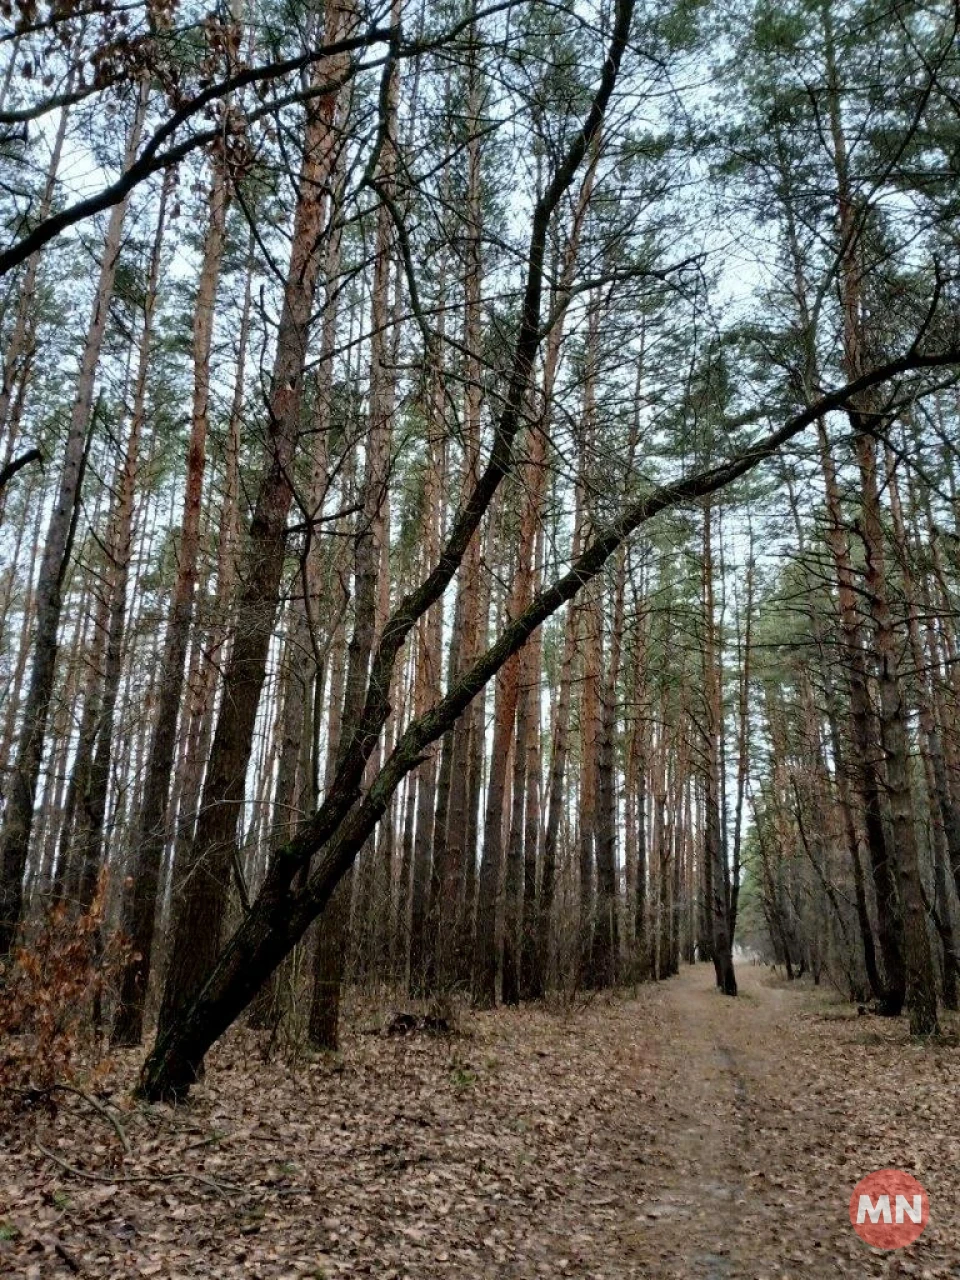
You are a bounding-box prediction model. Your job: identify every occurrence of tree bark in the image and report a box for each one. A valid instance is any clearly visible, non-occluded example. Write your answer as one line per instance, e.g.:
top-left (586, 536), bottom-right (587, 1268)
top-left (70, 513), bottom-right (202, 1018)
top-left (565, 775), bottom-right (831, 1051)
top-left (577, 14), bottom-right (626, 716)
top-left (155, 26), bottom-right (351, 1040)
top-left (703, 500), bottom-right (736, 995)
top-left (74, 176), bottom-right (170, 914)
top-left (111, 158), bottom-right (230, 1046)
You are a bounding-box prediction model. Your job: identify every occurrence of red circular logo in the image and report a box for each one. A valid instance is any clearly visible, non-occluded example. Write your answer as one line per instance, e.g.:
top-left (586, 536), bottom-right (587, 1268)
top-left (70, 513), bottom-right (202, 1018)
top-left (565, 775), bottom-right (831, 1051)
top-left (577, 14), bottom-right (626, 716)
top-left (849, 1169), bottom-right (929, 1249)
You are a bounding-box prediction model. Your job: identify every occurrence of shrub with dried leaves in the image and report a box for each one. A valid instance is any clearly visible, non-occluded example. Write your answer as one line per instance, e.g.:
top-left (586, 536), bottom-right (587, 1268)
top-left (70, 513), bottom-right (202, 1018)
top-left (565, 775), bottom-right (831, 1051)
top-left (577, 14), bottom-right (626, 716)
top-left (0, 878), bottom-right (121, 1113)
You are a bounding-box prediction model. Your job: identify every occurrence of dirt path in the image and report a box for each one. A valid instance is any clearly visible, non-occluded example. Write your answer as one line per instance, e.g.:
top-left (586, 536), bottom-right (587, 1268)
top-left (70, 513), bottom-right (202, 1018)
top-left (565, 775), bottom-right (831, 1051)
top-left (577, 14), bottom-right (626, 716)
top-left (593, 963), bottom-right (960, 1277)
top-left (3, 964), bottom-right (960, 1278)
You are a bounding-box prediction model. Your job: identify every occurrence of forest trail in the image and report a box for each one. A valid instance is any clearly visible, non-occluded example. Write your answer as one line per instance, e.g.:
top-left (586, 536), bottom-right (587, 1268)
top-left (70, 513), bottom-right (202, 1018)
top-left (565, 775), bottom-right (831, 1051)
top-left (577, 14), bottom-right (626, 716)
top-left (620, 961), bottom-right (791, 1277)
top-left (616, 964), bottom-right (960, 1278)
top-left (3, 965), bottom-right (960, 1279)
top-left (615, 963), bottom-right (842, 1277)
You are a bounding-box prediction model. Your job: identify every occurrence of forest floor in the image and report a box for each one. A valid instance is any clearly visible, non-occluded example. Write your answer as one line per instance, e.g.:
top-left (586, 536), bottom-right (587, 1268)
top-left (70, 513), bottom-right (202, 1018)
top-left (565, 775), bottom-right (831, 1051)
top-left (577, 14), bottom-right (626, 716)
top-left (2, 963), bottom-right (960, 1279)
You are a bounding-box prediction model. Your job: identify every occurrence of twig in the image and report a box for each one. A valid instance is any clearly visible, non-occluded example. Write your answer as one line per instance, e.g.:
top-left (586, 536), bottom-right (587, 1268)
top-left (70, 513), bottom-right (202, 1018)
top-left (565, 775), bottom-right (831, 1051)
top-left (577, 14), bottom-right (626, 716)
top-left (36, 1143), bottom-right (151, 1184)
top-left (35, 1143), bottom-right (244, 1199)
top-left (36, 1085), bottom-right (132, 1156)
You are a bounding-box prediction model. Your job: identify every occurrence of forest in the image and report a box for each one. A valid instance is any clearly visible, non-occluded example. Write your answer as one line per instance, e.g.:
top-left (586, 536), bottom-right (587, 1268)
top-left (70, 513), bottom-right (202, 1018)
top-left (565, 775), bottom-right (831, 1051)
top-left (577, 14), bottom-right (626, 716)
top-left (2, 0), bottom-right (960, 1272)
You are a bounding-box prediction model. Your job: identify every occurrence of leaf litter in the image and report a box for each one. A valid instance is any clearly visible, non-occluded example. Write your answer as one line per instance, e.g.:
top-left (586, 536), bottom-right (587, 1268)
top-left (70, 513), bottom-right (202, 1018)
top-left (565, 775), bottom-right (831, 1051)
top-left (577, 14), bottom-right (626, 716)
top-left (1, 964), bottom-right (959, 1278)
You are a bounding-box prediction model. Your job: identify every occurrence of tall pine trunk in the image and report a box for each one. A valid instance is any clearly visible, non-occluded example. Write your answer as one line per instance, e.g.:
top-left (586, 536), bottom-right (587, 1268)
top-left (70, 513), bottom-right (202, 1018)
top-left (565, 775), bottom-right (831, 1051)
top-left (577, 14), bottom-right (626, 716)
top-left (112, 160), bottom-right (230, 1045)
top-left (0, 86), bottom-right (148, 955)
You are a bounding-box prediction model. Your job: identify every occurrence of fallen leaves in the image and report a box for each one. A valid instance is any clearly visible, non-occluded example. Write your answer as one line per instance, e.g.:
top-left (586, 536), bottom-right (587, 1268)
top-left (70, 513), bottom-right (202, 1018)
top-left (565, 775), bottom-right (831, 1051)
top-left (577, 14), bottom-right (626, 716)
top-left (0, 966), bottom-right (958, 1277)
